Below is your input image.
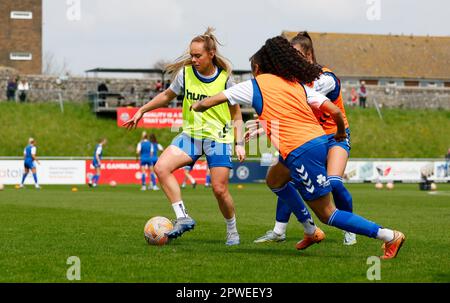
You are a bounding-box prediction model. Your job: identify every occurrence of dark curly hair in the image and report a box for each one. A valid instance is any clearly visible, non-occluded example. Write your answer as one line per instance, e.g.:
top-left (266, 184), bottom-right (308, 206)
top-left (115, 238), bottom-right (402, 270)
top-left (250, 36), bottom-right (322, 84)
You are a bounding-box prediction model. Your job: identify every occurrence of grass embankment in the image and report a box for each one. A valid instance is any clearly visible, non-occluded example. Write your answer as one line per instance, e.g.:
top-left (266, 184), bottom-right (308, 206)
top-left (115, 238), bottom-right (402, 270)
top-left (0, 102), bottom-right (448, 158)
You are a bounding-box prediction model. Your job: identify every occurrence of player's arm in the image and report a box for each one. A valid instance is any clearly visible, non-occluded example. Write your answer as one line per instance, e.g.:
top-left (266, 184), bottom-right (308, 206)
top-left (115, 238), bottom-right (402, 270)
top-left (193, 80), bottom-right (253, 112)
top-left (304, 85), bottom-right (346, 141)
top-left (123, 89), bottom-right (177, 129)
top-left (319, 101), bottom-right (347, 141)
top-left (191, 92), bottom-right (228, 112)
top-left (31, 147), bottom-right (40, 165)
top-left (136, 143), bottom-right (141, 161)
top-left (313, 73), bottom-right (338, 97)
top-left (95, 147), bottom-right (102, 165)
top-left (228, 104), bottom-right (246, 162)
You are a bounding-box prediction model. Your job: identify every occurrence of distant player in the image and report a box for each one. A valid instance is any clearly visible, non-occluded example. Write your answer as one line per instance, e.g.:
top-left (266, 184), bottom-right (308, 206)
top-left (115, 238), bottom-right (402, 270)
top-left (205, 167), bottom-right (211, 188)
top-left (149, 133), bottom-right (164, 190)
top-left (20, 138), bottom-right (40, 189)
top-left (89, 138), bottom-right (107, 188)
top-left (192, 36), bottom-right (405, 259)
top-left (181, 165), bottom-right (197, 189)
top-left (137, 132), bottom-right (152, 191)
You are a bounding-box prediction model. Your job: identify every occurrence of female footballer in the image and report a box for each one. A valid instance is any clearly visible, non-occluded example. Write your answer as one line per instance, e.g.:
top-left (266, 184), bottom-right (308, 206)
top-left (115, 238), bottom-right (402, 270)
top-left (192, 36), bottom-right (405, 259)
top-left (124, 28), bottom-right (246, 246)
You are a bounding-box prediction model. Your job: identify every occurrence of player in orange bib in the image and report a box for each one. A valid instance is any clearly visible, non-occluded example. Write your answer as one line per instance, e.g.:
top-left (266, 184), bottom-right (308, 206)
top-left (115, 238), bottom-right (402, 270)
top-left (254, 32), bottom-right (357, 247)
top-left (192, 36), bottom-right (405, 259)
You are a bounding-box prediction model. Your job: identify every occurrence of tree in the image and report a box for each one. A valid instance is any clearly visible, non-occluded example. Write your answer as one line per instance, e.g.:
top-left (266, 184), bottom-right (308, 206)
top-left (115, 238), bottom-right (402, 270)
top-left (43, 51), bottom-right (71, 76)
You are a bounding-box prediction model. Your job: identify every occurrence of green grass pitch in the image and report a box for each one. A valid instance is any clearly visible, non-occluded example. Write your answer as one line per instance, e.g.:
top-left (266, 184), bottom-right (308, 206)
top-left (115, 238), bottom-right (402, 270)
top-left (0, 183), bottom-right (449, 282)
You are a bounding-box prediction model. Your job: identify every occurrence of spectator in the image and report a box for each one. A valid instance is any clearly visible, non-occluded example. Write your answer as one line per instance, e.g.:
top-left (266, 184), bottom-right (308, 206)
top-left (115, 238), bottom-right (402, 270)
top-left (6, 77), bottom-right (17, 101)
top-left (164, 80), bottom-right (171, 90)
top-left (350, 87), bottom-right (358, 107)
top-left (358, 81), bottom-right (367, 108)
top-left (18, 79), bottom-right (30, 102)
top-left (97, 81), bottom-right (109, 106)
top-left (97, 81), bottom-right (109, 98)
top-left (155, 80), bottom-right (163, 92)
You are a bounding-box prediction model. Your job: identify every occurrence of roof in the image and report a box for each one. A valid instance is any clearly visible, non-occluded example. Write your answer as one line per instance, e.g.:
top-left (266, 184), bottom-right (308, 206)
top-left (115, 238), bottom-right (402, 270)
top-left (281, 31), bottom-right (450, 80)
top-left (85, 68), bottom-right (163, 74)
top-left (85, 68), bottom-right (253, 76)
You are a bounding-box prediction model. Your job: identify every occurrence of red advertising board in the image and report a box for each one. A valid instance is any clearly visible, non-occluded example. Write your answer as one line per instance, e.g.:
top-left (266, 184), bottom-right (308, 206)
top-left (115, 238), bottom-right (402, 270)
top-left (117, 107), bottom-right (183, 128)
top-left (85, 160), bottom-right (208, 185)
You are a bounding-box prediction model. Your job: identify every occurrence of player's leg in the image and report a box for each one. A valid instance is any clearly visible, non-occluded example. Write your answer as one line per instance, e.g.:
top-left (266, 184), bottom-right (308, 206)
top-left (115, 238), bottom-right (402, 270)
top-left (140, 164), bottom-right (147, 191)
top-left (305, 194), bottom-right (405, 259)
top-left (20, 166), bottom-right (29, 188)
top-left (92, 167), bottom-right (101, 187)
top-left (209, 166), bottom-right (240, 246)
top-left (265, 160), bottom-right (320, 241)
top-left (205, 168), bottom-right (211, 187)
top-left (181, 168), bottom-right (190, 188)
top-left (254, 162), bottom-right (291, 242)
top-left (186, 170), bottom-right (196, 188)
top-left (292, 145), bottom-right (405, 259)
top-left (205, 140), bottom-right (239, 245)
top-left (149, 164), bottom-right (159, 190)
top-left (156, 133), bottom-right (201, 239)
top-left (31, 166), bottom-right (40, 189)
top-left (327, 135), bottom-right (356, 245)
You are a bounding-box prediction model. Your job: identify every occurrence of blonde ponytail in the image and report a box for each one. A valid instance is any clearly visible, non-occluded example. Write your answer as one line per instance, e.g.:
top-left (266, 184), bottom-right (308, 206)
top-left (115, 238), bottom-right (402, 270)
top-left (165, 27), bottom-right (233, 79)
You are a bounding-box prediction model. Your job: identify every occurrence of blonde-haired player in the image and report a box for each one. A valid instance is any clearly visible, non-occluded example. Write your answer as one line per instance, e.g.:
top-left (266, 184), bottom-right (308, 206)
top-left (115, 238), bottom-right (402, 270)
top-left (20, 138), bottom-right (40, 189)
top-left (124, 27), bottom-right (246, 245)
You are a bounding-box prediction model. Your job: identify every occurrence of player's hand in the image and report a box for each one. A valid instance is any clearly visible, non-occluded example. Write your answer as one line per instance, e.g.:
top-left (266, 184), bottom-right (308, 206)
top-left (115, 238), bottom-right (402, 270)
top-left (334, 131), bottom-right (348, 142)
top-left (190, 101), bottom-right (207, 112)
top-left (123, 109), bottom-right (143, 130)
top-left (245, 119), bottom-right (259, 132)
top-left (244, 128), bottom-right (265, 143)
top-left (235, 145), bottom-right (246, 163)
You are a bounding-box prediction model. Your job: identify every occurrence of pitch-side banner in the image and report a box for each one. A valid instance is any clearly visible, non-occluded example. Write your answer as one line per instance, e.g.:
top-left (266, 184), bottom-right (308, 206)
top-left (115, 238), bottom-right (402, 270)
top-left (343, 161), bottom-right (449, 182)
top-left (0, 160), bottom-right (85, 185)
top-left (116, 107), bottom-right (183, 128)
top-left (85, 160), bottom-right (208, 184)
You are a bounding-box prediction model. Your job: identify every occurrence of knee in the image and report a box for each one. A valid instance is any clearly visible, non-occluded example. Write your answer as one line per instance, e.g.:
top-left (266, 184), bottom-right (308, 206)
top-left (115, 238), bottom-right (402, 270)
top-left (266, 175), bottom-right (284, 189)
top-left (154, 163), bottom-right (166, 178)
top-left (212, 183), bottom-right (228, 199)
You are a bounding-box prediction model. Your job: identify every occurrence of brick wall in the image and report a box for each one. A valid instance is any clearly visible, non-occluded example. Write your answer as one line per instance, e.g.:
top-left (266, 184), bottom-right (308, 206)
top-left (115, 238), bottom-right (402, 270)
top-left (0, 0), bottom-right (42, 74)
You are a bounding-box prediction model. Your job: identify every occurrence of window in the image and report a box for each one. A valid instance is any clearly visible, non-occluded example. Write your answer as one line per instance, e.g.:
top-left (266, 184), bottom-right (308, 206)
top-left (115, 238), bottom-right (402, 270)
top-left (404, 81), bottom-right (419, 87)
top-left (10, 11), bottom-right (33, 19)
top-left (10, 52), bottom-right (33, 61)
top-left (360, 79), bottom-right (379, 86)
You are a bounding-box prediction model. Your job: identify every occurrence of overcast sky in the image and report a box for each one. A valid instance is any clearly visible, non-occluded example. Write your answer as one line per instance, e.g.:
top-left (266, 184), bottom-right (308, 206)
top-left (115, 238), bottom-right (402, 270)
top-left (43, 0), bottom-right (450, 76)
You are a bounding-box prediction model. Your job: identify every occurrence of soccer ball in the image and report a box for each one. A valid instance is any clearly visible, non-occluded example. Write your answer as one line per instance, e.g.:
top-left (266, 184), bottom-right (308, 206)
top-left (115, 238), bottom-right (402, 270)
top-left (109, 180), bottom-right (117, 187)
top-left (386, 182), bottom-right (394, 190)
top-left (375, 182), bottom-right (383, 189)
top-left (430, 183), bottom-right (437, 191)
top-left (144, 216), bottom-right (173, 246)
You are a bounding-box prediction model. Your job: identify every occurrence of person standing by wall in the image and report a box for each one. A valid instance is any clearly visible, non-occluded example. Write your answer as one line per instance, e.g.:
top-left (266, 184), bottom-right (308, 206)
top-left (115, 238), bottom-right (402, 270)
top-left (18, 79), bottom-right (30, 102)
top-left (6, 77), bottom-right (18, 101)
top-left (358, 81), bottom-right (367, 108)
